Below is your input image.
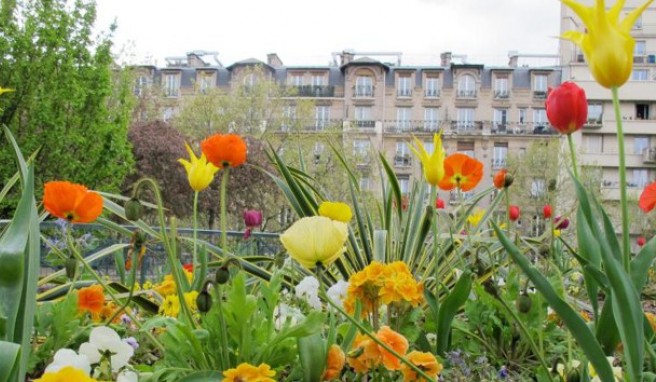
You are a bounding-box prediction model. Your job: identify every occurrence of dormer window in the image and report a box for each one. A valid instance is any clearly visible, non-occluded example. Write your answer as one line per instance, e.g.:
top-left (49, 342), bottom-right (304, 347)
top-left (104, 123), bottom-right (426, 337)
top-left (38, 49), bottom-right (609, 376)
top-left (457, 74), bottom-right (476, 98)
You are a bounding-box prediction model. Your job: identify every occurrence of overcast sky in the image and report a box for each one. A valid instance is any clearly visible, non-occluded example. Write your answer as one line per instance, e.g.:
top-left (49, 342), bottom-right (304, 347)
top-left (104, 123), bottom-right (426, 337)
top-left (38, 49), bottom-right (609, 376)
top-left (95, 0), bottom-right (562, 67)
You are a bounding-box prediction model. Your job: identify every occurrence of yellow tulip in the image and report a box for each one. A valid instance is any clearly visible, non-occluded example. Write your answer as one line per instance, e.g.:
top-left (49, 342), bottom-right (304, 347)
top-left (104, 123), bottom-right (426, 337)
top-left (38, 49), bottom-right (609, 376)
top-left (178, 143), bottom-right (220, 192)
top-left (561, 0), bottom-right (654, 88)
top-left (409, 132), bottom-right (445, 186)
top-left (318, 201), bottom-right (352, 223)
top-left (467, 208), bottom-right (485, 227)
top-left (280, 216), bottom-right (348, 270)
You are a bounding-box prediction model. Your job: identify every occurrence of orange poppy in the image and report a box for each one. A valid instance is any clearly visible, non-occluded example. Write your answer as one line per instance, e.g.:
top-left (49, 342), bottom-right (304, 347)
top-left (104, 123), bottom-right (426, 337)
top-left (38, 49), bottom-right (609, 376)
top-left (639, 181), bottom-right (656, 212)
top-left (438, 153), bottom-right (484, 192)
top-left (43, 181), bottom-right (103, 223)
top-left (200, 133), bottom-right (247, 169)
top-left (400, 351), bottom-right (443, 381)
top-left (78, 284), bottom-right (105, 315)
top-left (322, 344), bottom-right (345, 381)
top-left (376, 326), bottom-right (409, 371)
top-left (493, 169), bottom-right (508, 189)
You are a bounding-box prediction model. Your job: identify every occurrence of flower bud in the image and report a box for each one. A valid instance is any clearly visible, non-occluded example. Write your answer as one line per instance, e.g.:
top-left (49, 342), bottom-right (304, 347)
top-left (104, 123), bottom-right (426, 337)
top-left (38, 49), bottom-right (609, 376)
top-left (637, 236), bottom-right (647, 247)
top-left (196, 290), bottom-right (213, 313)
top-left (509, 205), bottom-right (520, 222)
top-left (566, 368), bottom-right (581, 382)
top-left (124, 198), bottom-right (143, 221)
top-left (215, 266), bottom-right (230, 285)
top-left (65, 256), bottom-right (78, 280)
top-left (516, 293), bottom-right (532, 313)
top-left (503, 173), bottom-right (514, 188)
top-left (435, 197), bottom-right (445, 209)
top-left (543, 205), bottom-right (552, 219)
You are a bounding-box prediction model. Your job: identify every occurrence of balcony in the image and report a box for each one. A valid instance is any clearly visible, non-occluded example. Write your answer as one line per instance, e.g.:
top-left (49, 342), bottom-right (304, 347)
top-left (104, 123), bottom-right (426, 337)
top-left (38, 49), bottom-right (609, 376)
top-left (449, 190), bottom-right (474, 204)
top-left (584, 117), bottom-right (603, 129)
top-left (397, 88), bottom-right (412, 98)
top-left (494, 90), bottom-right (510, 99)
top-left (384, 120), bottom-right (440, 134)
top-left (424, 89), bottom-right (440, 98)
top-left (491, 123), bottom-right (507, 134)
top-left (354, 120), bottom-right (376, 129)
top-left (291, 85), bottom-right (335, 97)
top-left (354, 85), bottom-right (374, 98)
top-left (394, 153), bottom-right (412, 167)
top-left (450, 121), bottom-right (484, 135)
top-left (643, 148), bottom-right (656, 163)
top-left (456, 89), bottom-right (477, 98)
top-left (633, 54), bottom-right (656, 64)
top-left (533, 90), bottom-right (547, 99)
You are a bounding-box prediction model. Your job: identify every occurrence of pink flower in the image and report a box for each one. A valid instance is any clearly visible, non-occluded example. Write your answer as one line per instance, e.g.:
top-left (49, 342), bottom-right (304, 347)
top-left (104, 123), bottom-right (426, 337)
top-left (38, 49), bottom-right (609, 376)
top-left (243, 210), bottom-right (263, 239)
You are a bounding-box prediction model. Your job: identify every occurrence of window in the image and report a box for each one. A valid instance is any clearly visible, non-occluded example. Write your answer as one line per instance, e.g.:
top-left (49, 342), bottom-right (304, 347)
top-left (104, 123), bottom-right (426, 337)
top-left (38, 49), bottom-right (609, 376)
top-left (162, 107), bottom-right (176, 122)
top-left (359, 176), bottom-right (370, 191)
top-left (533, 75), bottom-right (548, 92)
top-left (493, 143), bottom-right (508, 169)
top-left (355, 76), bottom-right (373, 97)
top-left (588, 103), bottom-right (603, 124)
top-left (134, 76), bottom-right (148, 96)
top-left (424, 108), bottom-right (439, 131)
top-left (281, 105), bottom-right (296, 131)
top-left (396, 107), bottom-right (412, 130)
top-left (199, 74), bottom-right (213, 93)
top-left (632, 69), bottom-right (649, 81)
top-left (163, 73), bottom-right (180, 97)
top-left (632, 169), bottom-right (649, 188)
top-left (457, 141), bottom-right (475, 157)
top-left (395, 142), bottom-right (411, 166)
top-left (493, 109), bottom-right (508, 132)
top-left (456, 108), bottom-right (475, 130)
top-left (425, 77), bottom-right (440, 97)
top-left (635, 40), bottom-right (647, 56)
top-left (457, 74), bottom-right (476, 97)
top-left (633, 14), bottom-right (643, 29)
top-left (494, 77), bottom-right (509, 98)
top-left (398, 176), bottom-right (410, 195)
top-left (533, 108), bottom-right (547, 129)
top-left (584, 135), bottom-right (603, 153)
top-left (634, 136), bottom-right (650, 154)
top-left (289, 74), bottom-right (303, 86)
top-left (311, 74), bottom-right (324, 86)
top-left (353, 140), bottom-right (370, 163)
top-left (397, 76), bottom-right (412, 97)
top-left (636, 104), bottom-right (650, 119)
top-left (355, 106), bottom-right (373, 128)
top-left (518, 108), bottom-right (527, 125)
top-left (243, 73), bottom-right (257, 87)
top-left (530, 178), bottom-right (546, 198)
top-left (315, 106), bottom-right (330, 130)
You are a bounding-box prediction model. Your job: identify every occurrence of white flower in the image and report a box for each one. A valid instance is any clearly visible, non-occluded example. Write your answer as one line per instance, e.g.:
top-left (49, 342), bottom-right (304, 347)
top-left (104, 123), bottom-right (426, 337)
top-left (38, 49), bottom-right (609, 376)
top-left (295, 276), bottom-right (321, 310)
top-left (273, 302), bottom-right (305, 330)
top-left (44, 349), bottom-right (91, 375)
top-left (79, 326), bottom-right (134, 372)
top-left (496, 277), bottom-right (506, 287)
top-left (117, 369), bottom-right (139, 382)
top-left (326, 280), bottom-right (349, 309)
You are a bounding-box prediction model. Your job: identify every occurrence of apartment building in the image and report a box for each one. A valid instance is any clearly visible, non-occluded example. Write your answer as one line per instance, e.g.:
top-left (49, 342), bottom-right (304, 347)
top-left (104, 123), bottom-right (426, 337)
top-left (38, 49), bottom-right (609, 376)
top-left (560, 1), bottom-right (656, 208)
top-left (133, 50), bottom-right (562, 212)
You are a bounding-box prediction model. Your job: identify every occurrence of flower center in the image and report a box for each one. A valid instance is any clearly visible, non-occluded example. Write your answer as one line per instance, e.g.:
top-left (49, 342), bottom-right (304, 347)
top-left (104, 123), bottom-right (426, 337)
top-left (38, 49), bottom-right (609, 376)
top-left (221, 160), bottom-right (230, 168)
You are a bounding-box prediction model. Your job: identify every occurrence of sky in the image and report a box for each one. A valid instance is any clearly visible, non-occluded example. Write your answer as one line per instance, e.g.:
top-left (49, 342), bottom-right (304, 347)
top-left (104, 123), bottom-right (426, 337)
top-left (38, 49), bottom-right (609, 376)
top-left (95, 0), bottom-right (562, 67)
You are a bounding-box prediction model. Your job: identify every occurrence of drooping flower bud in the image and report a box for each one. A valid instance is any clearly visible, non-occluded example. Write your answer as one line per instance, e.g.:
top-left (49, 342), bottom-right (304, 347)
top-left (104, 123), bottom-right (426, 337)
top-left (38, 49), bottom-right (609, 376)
top-left (124, 198), bottom-right (143, 221)
top-left (516, 292), bottom-right (532, 313)
top-left (215, 266), bottom-right (230, 285)
top-left (196, 289), bottom-right (213, 313)
top-left (65, 256), bottom-right (78, 280)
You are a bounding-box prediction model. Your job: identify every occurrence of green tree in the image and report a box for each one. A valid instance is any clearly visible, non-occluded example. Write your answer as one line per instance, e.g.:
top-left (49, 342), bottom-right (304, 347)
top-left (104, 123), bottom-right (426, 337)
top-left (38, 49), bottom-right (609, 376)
top-left (0, 0), bottom-right (134, 215)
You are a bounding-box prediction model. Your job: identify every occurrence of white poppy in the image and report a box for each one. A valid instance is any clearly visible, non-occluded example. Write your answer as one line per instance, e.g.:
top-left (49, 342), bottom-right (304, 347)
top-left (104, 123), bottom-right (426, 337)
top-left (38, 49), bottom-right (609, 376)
top-left (44, 348), bottom-right (91, 375)
top-left (79, 326), bottom-right (134, 372)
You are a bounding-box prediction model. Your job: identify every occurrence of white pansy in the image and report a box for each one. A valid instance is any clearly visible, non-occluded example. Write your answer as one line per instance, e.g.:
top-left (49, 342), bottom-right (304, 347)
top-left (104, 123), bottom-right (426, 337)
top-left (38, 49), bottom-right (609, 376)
top-left (326, 280), bottom-right (349, 309)
top-left (295, 276), bottom-right (321, 310)
top-left (273, 302), bottom-right (305, 330)
top-left (117, 369), bottom-right (139, 382)
top-left (44, 348), bottom-right (91, 375)
top-left (79, 326), bottom-right (134, 372)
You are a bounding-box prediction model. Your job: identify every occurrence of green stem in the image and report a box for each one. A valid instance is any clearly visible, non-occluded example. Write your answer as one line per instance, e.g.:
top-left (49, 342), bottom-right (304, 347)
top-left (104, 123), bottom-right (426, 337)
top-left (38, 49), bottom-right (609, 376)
top-left (504, 188), bottom-right (511, 237)
top-left (220, 169), bottom-right (229, 255)
top-left (430, 185), bottom-right (440, 353)
top-left (612, 86), bottom-right (631, 271)
top-left (192, 190), bottom-right (199, 281)
top-left (566, 133), bottom-right (579, 180)
top-left (214, 284), bottom-right (231, 369)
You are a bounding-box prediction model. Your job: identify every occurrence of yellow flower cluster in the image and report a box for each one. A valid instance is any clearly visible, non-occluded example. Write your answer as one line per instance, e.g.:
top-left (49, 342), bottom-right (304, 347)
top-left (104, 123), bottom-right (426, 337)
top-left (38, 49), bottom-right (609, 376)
top-left (222, 362), bottom-right (276, 382)
top-left (153, 270), bottom-right (193, 297)
top-left (159, 290), bottom-right (199, 317)
top-left (35, 366), bottom-right (97, 382)
top-left (344, 261), bottom-right (423, 316)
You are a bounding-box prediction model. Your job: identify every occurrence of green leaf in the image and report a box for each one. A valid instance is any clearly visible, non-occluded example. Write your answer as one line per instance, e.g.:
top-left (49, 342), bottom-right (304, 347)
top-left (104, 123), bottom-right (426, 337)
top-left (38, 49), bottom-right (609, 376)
top-left (0, 341), bottom-right (20, 382)
top-left (631, 235), bottom-right (656, 292)
top-left (178, 371), bottom-right (223, 381)
top-left (297, 333), bottom-right (326, 382)
top-left (436, 271), bottom-right (472, 355)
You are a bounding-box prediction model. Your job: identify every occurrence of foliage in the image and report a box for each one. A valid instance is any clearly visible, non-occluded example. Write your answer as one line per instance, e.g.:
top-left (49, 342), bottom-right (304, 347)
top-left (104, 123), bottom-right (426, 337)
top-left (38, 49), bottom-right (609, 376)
top-left (0, 0), bottom-right (134, 216)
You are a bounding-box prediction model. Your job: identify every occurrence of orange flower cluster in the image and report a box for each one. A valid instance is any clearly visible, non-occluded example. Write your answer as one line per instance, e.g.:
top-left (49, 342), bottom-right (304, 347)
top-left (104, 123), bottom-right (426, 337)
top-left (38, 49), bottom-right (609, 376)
top-left (77, 284), bottom-right (105, 315)
top-left (401, 351), bottom-right (443, 382)
top-left (347, 326), bottom-right (409, 372)
top-left (322, 344), bottom-right (346, 381)
top-left (344, 261), bottom-right (423, 316)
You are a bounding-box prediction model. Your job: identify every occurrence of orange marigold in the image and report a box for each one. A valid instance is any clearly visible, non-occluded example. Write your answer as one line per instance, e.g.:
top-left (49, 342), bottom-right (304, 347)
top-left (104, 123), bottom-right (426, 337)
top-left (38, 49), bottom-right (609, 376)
top-left (78, 284), bottom-right (105, 315)
top-left (322, 344), bottom-right (345, 381)
top-left (438, 153), bottom-right (484, 192)
top-left (376, 326), bottom-right (409, 370)
top-left (401, 351), bottom-right (443, 382)
top-left (201, 133), bottom-right (247, 169)
top-left (347, 333), bottom-right (381, 373)
top-left (222, 362), bottom-right (276, 382)
top-left (43, 181), bottom-right (103, 223)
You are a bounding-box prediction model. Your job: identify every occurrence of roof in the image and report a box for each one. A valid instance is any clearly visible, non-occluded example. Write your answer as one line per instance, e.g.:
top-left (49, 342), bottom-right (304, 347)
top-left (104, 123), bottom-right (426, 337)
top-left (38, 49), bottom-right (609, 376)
top-left (340, 56), bottom-right (390, 72)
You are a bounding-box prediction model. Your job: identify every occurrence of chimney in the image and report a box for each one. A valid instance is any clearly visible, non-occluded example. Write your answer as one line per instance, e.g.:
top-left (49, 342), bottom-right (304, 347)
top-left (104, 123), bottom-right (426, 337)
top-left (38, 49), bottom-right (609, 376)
top-left (186, 52), bottom-right (206, 68)
top-left (267, 53), bottom-right (283, 68)
top-left (440, 52), bottom-right (452, 66)
top-left (508, 51), bottom-right (519, 67)
top-left (340, 49), bottom-right (355, 66)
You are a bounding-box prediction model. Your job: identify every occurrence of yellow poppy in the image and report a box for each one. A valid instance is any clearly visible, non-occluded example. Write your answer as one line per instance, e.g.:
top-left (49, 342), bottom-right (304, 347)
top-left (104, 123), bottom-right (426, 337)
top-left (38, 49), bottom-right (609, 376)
top-left (178, 143), bottom-right (219, 192)
top-left (35, 366), bottom-right (97, 382)
top-left (561, 0), bottom-right (654, 88)
top-left (280, 216), bottom-right (348, 270)
top-left (409, 132), bottom-right (445, 186)
top-left (318, 201), bottom-right (352, 223)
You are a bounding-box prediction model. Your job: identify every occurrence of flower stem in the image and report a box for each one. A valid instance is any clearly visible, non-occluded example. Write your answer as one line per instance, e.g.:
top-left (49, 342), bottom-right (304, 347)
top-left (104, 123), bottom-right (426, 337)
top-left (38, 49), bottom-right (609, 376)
top-left (612, 86), bottom-right (631, 271)
top-left (430, 185), bottom-right (441, 351)
top-left (566, 133), bottom-right (579, 180)
top-left (192, 190), bottom-right (199, 283)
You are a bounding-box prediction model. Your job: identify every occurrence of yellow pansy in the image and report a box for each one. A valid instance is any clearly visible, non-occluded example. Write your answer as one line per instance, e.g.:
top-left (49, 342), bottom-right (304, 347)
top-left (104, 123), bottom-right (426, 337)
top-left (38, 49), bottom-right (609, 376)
top-left (223, 362), bottom-right (276, 382)
top-left (409, 131), bottom-right (445, 186)
top-left (280, 216), bottom-right (348, 270)
top-left (178, 142), bottom-right (220, 192)
top-left (160, 294), bottom-right (181, 317)
top-left (35, 366), bottom-right (97, 382)
top-left (561, 0), bottom-right (654, 88)
top-left (318, 201), bottom-right (352, 223)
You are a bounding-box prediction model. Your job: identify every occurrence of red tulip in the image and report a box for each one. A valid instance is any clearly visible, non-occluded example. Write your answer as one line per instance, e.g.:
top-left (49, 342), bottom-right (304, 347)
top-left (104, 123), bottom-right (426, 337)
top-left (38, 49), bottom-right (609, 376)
top-left (435, 197), bottom-right (445, 209)
top-left (639, 181), bottom-right (656, 212)
top-left (543, 205), bottom-right (552, 219)
top-left (545, 81), bottom-right (588, 135)
top-left (637, 236), bottom-right (647, 247)
top-left (509, 205), bottom-right (520, 222)
top-left (555, 216), bottom-right (570, 230)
